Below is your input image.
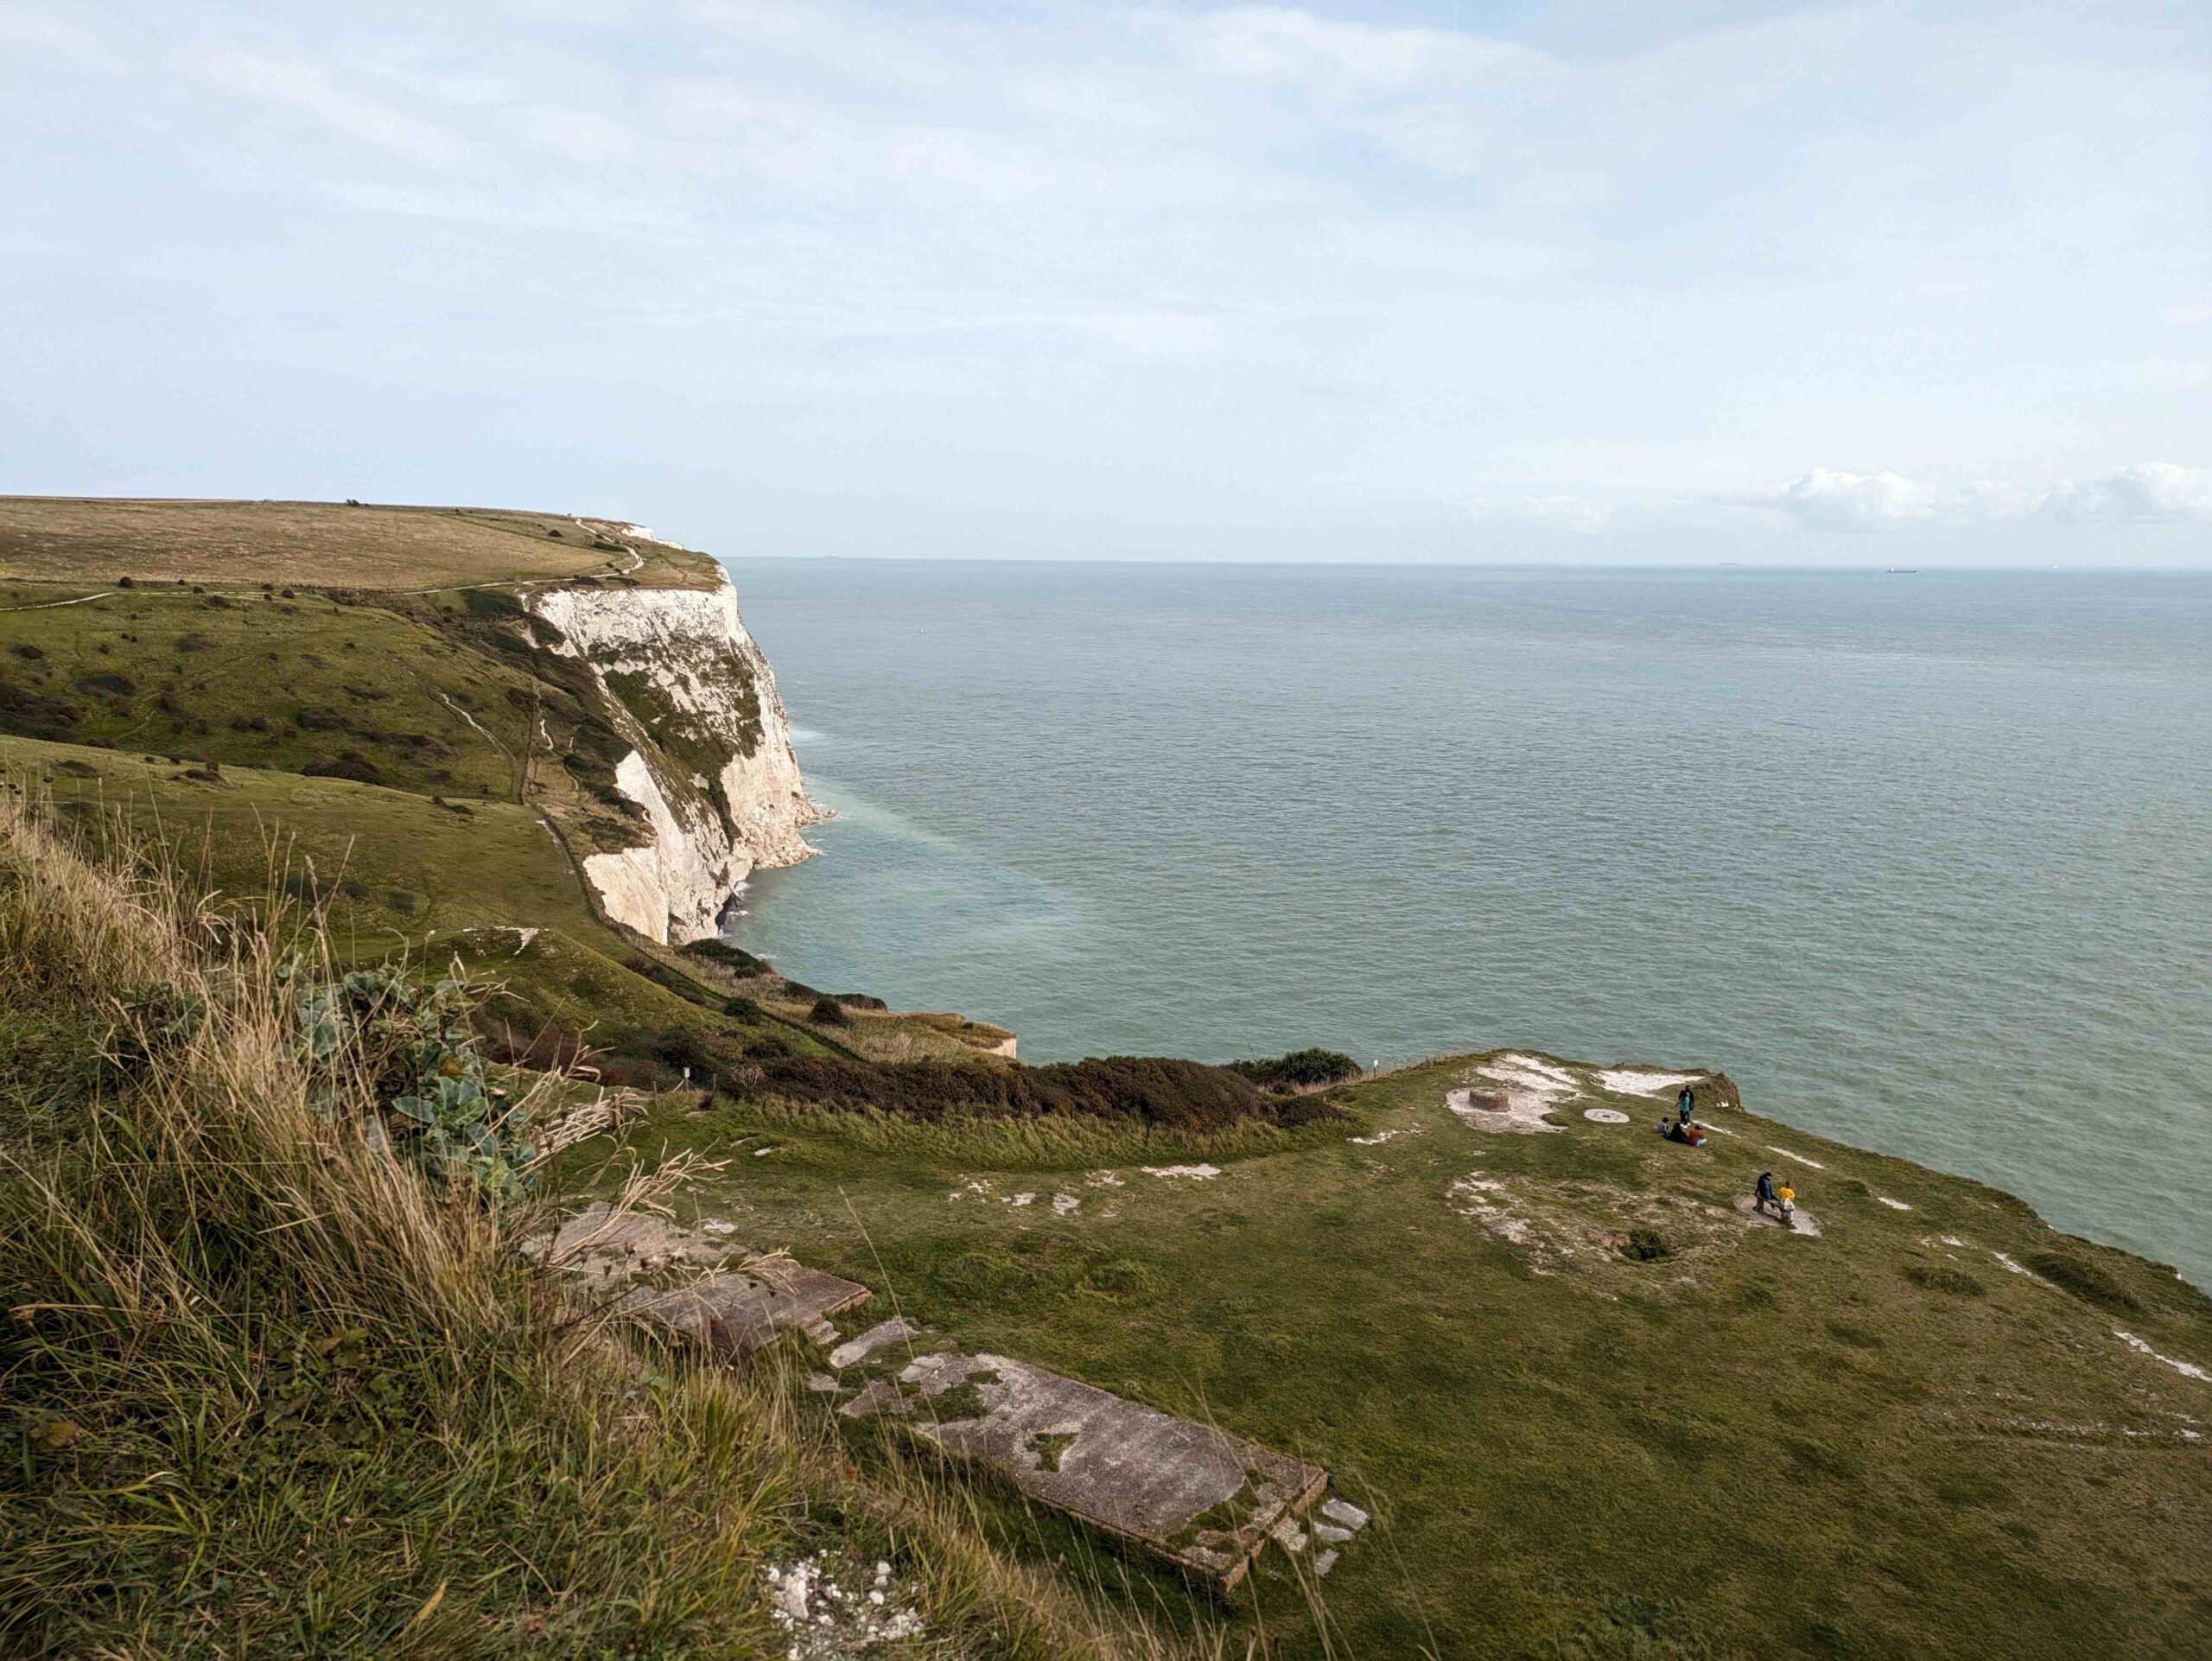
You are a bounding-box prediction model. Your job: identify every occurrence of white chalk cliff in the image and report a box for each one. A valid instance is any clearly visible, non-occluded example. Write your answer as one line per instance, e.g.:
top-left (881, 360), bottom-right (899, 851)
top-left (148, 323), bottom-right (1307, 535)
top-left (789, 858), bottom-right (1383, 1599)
top-left (527, 565), bottom-right (824, 945)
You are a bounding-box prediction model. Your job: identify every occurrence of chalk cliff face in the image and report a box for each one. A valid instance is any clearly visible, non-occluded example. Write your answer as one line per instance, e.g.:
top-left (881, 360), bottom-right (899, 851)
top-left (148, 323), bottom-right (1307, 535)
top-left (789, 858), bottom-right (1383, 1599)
top-left (526, 566), bottom-right (823, 945)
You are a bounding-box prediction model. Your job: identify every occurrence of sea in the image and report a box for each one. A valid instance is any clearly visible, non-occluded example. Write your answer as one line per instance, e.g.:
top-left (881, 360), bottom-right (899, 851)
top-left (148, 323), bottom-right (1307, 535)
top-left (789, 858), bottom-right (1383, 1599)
top-left (719, 559), bottom-right (2212, 1289)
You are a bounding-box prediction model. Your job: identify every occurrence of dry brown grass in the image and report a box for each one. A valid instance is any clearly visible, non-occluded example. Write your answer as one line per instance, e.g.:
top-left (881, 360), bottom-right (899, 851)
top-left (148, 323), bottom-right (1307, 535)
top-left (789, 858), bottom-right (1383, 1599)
top-left (0, 496), bottom-right (717, 590)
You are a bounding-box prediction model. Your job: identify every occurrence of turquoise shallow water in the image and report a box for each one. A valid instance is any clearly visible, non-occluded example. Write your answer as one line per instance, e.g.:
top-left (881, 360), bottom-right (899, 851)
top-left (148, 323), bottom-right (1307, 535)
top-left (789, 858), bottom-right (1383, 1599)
top-left (721, 560), bottom-right (2212, 1289)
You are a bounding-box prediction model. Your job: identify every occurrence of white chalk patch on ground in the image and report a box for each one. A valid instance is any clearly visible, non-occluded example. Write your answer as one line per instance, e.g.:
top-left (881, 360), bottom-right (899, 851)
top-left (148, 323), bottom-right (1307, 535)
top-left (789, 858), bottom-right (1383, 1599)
top-left (1052, 1192), bottom-right (1080, 1216)
top-left (1584, 1108), bottom-right (1630, 1124)
top-left (1314, 1549), bottom-right (1340, 1576)
top-left (1006, 1192), bottom-right (1035, 1207)
top-left (1764, 1146), bottom-right (1826, 1169)
top-left (1448, 1085), bottom-right (1569, 1134)
top-left (763, 1553), bottom-right (925, 1656)
top-left (1878, 1197), bottom-right (1912, 1211)
top-left (1732, 1195), bottom-right (1822, 1237)
top-left (2115, 1330), bottom-right (2211, 1383)
top-left (751, 1146), bottom-right (775, 1157)
top-left (1993, 1251), bottom-right (2037, 1277)
top-left (702, 1219), bottom-right (739, 1235)
top-left (1351, 1125), bottom-right (1422, 1145)
top-left (1313, 1522), bottom-right (1353, 1545)
top-left (1595, 1068), bottom-right (1701, 1097)
top-left (1141, 1164), bottom-right (1221, 1180)
top-left (1085, 1170), bottom-right (1126, 1187)
top-left (1942, 1236), bottom-right (1967, 1248)
top-left (1448, 1174), bottom-right (1565, 1269)
top-left (947, 1178), bottom-right (993, 1202)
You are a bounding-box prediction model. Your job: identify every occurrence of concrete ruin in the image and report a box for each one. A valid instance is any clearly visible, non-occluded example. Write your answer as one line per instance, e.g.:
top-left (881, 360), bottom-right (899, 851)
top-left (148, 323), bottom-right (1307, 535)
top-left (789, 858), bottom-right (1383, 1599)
top-left (849, 1348), bottom-right (1328, 1591)
top-left (527, 1202), bottom-right (871, 1359)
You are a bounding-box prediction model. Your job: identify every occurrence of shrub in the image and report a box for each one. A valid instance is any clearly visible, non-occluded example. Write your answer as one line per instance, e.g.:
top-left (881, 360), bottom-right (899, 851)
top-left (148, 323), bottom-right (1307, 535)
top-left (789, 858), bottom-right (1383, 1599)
top-left (723, 996), bottom-right (763, 1020)
top-left (1227, 1047), bottom-right (1360, 1091)
top-left (2024, 1251), bottom-right (2142, 1312)
top-left (809, 995), bottom-right (852, 1027)
top-left (681, 938), bottom-right (769, 977)
top-left (752, 1052), bottom-right (1332, 1133)
top-left (301, 755), bottom-right (385, 786)
top-left (1619, 1227), bottom-right (1672, 1263)
top-left (834, 992), bottom-right (888, 1011)
top-left (1903, 1263), bottom-right (1986, 1298)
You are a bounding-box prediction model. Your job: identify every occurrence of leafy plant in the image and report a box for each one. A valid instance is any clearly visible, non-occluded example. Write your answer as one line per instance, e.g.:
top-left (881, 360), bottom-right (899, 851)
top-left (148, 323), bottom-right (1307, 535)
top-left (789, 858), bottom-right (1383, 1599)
top-left (285, 963), bottom-right (533, 1199)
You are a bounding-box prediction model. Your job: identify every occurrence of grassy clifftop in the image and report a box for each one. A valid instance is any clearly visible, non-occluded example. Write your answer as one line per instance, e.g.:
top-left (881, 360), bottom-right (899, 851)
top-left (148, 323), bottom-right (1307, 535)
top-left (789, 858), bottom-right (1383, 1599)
top-left (3, 499), bottom-right (2207, 1658)
top-left (0, 497), bottom-right (718, 589)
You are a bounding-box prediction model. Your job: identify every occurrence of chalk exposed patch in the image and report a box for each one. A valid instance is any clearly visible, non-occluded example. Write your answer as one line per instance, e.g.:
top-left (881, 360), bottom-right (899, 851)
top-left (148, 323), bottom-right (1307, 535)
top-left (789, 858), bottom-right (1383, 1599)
top-left (1447, 1173), bottom-right (1562, 1270)
top-left (1596, 1068), bottom-right (1701, 1097)
top-left (1086, 1170), bottom-right (1126, 1187)
top-left (1052, 1192), bottom-right (1081, 1216)
top-left (1878, 1197), bottom-right (1912, 1211)
top-left (1142, 1164), bottom-right (1220, 1181)
top-left (1732, 1195), bottom-right (1823, 1237)
top-left (1764, 1146), bottom-right (1826, 1169)
top-left (2114, 1330), bottom-right (2211, 1383)
top-left (1449, 1053), bottom-right (1579, 1133)
top-left (1351, 1125), bottom-right (1422, 1146)
top-left (1007, 1192), bottom-right (1036, 1207)
top-left (1584, 1108), bottom-right (1630, 1124)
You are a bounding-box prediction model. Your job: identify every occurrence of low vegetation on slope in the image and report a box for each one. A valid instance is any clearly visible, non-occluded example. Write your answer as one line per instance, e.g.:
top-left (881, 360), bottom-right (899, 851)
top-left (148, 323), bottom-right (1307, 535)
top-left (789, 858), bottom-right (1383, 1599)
top-left (0, 794), bottom-right (1205, 1659)
top-left (568, 1054), bottom-right (2212, 1658)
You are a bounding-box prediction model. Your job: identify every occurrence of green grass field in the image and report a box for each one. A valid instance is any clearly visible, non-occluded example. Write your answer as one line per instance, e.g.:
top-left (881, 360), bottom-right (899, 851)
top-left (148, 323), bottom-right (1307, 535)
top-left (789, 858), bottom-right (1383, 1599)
top-left (557, 1057), bottom-right (2212, 1658)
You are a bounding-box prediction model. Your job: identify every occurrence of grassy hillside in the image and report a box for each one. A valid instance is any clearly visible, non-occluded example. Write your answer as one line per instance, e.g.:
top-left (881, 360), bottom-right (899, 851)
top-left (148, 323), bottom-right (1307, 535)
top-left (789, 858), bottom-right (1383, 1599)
top-left (6, 499), bottom-right (2207, 1658)
top-left (560, 1059), bottom-right (2212, 1658)
top-left (0, 497), bottom-right (715, 589)
top-left (0, 792), bottom-right (1198, 1659)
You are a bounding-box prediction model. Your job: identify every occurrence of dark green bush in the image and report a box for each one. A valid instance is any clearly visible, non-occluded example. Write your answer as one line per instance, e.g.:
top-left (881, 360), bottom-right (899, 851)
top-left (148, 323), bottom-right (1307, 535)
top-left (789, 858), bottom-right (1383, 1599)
top-left (1903, 1263), bottom-right (1985, 1298)
top-left (809, 996), bottom-right (852, 1027)
top-left (1619, 1227), bottom-right (1672, 1263)
top-left (679, 938), bottom-right (767, 977)
top-left (1227, 1048), bottom-right (1360, 1091)
top-left (2024, 1252), bottom-right (2142, 1312)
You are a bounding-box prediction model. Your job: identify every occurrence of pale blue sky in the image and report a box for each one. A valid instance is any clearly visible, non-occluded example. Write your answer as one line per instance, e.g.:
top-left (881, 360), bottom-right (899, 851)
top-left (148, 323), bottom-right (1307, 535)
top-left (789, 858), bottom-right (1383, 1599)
top-left (5, 3), bottom-right (2209, 563)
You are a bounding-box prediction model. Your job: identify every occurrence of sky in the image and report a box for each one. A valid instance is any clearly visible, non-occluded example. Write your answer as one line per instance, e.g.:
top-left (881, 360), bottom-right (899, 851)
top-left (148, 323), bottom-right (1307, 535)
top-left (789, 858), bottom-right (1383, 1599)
top-left (4, 1), bottom-right (2209, 564)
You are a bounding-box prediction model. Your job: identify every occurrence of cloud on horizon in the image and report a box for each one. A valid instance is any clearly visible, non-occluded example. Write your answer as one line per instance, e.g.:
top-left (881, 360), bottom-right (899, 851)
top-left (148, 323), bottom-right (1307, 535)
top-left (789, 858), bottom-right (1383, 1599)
top-left (2, 3), bottom-right (2209, 563)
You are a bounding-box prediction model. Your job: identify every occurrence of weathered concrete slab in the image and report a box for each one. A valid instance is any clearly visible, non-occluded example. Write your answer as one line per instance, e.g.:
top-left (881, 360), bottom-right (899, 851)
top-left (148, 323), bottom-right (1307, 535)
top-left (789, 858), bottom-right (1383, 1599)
top-left (872, 1350), bottom-right (1325, 1591)
top-left (524, 1201), bottom-right (745, 1282)
top-left (621, 1261), bottom-right (870, 1359)
top-left (526, 1203), bottom-right (870, 1359)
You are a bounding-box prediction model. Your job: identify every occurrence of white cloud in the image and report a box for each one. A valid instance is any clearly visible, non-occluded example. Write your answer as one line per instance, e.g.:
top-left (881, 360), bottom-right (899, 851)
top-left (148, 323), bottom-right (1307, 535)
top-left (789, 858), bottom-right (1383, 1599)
top-left (1754, 469), bottom-right (1944, 532)
top-left (2161, 302), bottom-right (2212, 326)
top-left (2042, 463), bottom-right (2212, 525)
top-left (1729, 465), bottom-right (2212, 533)
top-left (193, 48), bottom-right (454, 162)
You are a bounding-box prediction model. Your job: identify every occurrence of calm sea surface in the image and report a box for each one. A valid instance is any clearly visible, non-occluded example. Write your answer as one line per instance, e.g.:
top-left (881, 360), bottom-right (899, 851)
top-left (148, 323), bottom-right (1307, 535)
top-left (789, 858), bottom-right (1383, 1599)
top-left (721, 561), bottom-right (2211, 1289)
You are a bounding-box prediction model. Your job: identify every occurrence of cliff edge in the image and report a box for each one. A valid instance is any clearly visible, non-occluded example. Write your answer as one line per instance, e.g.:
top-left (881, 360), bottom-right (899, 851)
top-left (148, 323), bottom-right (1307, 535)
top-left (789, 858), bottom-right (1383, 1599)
top-left (527, 563), bottom-right (825, 943)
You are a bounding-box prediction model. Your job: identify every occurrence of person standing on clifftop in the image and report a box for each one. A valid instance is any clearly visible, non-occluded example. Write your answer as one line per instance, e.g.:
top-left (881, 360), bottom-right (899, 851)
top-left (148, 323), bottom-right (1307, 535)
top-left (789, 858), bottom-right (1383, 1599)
top-left (1676, 1084), bottom-right (1695, 1126)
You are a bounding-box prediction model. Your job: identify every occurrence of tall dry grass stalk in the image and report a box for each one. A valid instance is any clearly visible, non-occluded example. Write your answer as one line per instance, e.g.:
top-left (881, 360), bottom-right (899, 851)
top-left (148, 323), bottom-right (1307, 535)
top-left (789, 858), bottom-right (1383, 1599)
top-left (0, 786), bottom-right (1228, 1658)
